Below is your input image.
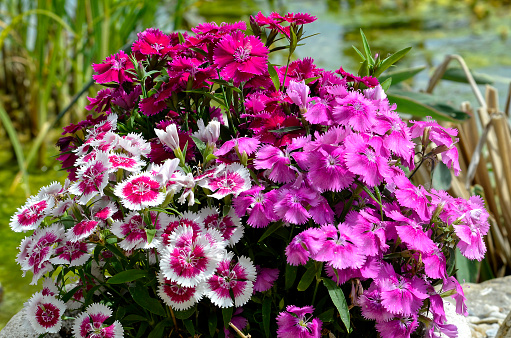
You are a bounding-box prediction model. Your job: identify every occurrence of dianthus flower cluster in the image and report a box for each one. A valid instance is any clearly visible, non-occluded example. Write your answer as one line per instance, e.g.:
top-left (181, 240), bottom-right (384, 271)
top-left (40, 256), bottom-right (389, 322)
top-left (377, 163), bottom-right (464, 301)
top-left (11, 12), bottom-right (489, 337)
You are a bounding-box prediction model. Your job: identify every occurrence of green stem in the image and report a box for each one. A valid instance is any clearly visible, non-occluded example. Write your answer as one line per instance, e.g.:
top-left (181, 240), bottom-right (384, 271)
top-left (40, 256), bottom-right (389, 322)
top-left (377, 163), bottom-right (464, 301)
top-left (340, 185), bottom-right (364, 220)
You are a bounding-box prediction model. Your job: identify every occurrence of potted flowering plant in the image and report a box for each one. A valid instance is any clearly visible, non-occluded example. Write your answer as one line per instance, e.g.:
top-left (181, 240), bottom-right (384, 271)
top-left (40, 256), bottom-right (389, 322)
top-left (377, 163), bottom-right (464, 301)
top-left (10, 11), bottom-right (488, 338)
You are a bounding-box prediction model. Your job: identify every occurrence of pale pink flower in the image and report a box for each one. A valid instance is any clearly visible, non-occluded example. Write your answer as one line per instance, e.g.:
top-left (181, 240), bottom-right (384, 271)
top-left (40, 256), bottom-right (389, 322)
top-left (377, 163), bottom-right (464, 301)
top-left (206, 252), bottom-right (256, 308)
top-left (156, 273), bottom-right (204, 311)
top-left (154, 124), bottom-right (180, 151)
top-left (26, 293), bottom-right (66, 334)
top-left (191, 119), bottom-right (221, 145)
top-left (114, 172), bottom-right (164, 210)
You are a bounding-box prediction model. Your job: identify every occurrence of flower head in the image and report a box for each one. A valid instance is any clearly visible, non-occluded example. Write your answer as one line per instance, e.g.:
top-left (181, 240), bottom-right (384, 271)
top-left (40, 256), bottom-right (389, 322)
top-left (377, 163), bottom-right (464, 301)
top-left (73, 303), bottom-right (123, 338)
top-left (214, 31), bottom-right (268, 85)
top-left (26, 293), bottom-right (66, 334)
top-left (276, 305), bottom-right (322, 338)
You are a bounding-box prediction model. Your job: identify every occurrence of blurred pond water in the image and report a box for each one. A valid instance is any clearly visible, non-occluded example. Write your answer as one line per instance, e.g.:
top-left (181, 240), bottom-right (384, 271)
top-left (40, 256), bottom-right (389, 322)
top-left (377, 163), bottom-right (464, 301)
top-left (1, 0), bottom-right (511, 329)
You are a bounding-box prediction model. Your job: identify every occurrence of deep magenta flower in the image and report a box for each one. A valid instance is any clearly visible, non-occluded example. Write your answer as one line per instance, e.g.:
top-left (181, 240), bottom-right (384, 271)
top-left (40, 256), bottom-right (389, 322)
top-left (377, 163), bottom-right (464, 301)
top-left (276, 305), bottom-right (322, 338)
top-left (253, 266), bottom-right (279, 292)
top-left (233, 186), bottom-right (279, 228)
top-left (92, 50), bottom-right (134, 84)
top-left (333, 91), bottom-right (377, 132)
top-left (375, 315), bottom-right (418, 338)
top-left (214, 31), bottom-right (268, 84)
top-left (132, 28), bottom-right (174, 56)
top-left (306, 144), bottom-right (354, 192)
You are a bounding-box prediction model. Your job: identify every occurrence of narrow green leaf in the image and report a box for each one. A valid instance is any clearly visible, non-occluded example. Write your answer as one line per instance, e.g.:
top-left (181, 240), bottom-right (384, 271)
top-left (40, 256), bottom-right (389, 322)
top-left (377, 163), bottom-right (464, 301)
top-left (352, 45), bottom-right (366, 61)
top-left (268, 126), bottom-right (302, 133)
top-left (317, 308), bottom-right (335, 323)
top-left (387, 91), bottom-right (466, 122)
top-left (183, 319), bottom-right (195, 336)
top-left (259, 221), bottom-right (282, 242)
top-left (360, 29), bottom-right (374, 65)
top-left (108, 269), bottom-right (147, 284)
top-left (129, 286), bottom-right (166, 316)
top-left (209, 78), bottom-right (242, 92)
top-left (262, 297), bottom-right (272, 338)
top-left (122, 314), bottom-right (149, 322)
top-left (146, 228), bottom-right (157, 244)
top-left (304, 76), bottom-right (320, 84)
top-left (297, 262), bottom-right (319, 291)
top-left (208, 310), bottom-right (218, 337)
top-left (268, 64), bottom-right (280, 91)
top-left (358, 59), bottom-right (369, 78)
top-left (174, 307), bottom-right (196, 319)
top-left (323, 278), bottom-right (351, 333)
top-left (380, 77), bottom-right (392, 92)
top-left (441, 67), bottom-right (495, 85)
top-left (205, 153), bottom-right (218, 163)
top-left (222, 307), bottom-right (234, 328)
top-left (432, 162), bottom-right (452, 191)
top-left (285, 264), bottom-right (298, 290)
top-left (178, 32), bottom-right (185, 44)
top-left (148, 320), bottom-right (172, 338)
top-left (455, 248), bottom-right (480, 283)
top-left (373, 46), bottom-right (412, 77)
top-left (378, 66), bottom-right (426, 85)
top-left (191, 136), bottom-right (207, 154)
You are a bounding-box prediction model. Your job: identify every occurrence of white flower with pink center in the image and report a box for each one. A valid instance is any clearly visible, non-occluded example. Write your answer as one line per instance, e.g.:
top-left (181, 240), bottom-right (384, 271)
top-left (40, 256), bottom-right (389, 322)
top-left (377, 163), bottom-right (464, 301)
top-left (73, 303), bottom-right (123, 338)
top-left (199, 207), bottom-right (244, 246)
top-left (206, 252), bottom-right (256, 308)
top-left (92, 200), bottom-right (118, 221)
top-left (108, 153), bottom-right (144, 172)
top-left (160, 225), bottom-right (225, 287)
top-left (25, 292), bottom-right (66, 334)
top-left (67, 219), bottom-right (100, 242)
top-left (118, 132), bottom-right (151, 157)
top-left (114, 172), bottom-right (164, 210)
top-left (156, 273), bottom-right (204, 311)
top-left (159, 211), bottom-right (204, 249)
top-left (20, 224), bottom-right (64, 284)
top-left (10, 195), bottom-right (54, 232)
top-left (200, 163), bottom-right (252, 199)
top-left (111, 211), bottom-right (166, 250)
top-left (51, 198), bottom-right (74, 217)
top-left (69, 152), bottom-right (112, 205)
top-left (148, 158), bottom-right (180, 188)
top-left (41, 278), bottom-right (59, 296)
top-left (90, 131), bottom-right (119, 152)
top-left (37, 181), bottom-right (64, 201)
top-left (51, 240), bottom-right (95, 266)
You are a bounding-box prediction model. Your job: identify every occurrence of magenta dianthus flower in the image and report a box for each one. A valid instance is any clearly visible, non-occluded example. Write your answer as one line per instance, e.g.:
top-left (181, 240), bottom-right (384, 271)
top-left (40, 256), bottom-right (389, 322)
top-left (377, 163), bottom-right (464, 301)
top-left (213, 31), bottom-right (268, 84)
top-left (92, 50), bottom-right (134, 84)
top-left (276, 305), bottom-right (322, 338)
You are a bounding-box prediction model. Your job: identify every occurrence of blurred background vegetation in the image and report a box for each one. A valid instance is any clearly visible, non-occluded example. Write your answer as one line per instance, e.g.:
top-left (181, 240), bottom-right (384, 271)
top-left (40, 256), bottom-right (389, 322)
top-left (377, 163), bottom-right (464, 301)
top-left (1, 0), bottom-right (511, 329)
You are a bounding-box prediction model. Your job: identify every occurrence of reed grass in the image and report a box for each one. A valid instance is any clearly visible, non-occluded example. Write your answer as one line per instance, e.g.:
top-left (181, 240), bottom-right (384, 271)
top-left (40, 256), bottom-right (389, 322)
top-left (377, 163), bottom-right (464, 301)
top-left (0, 0), bottom-right (188, 195)
top-left (415, 54), bottom-right (511, 281)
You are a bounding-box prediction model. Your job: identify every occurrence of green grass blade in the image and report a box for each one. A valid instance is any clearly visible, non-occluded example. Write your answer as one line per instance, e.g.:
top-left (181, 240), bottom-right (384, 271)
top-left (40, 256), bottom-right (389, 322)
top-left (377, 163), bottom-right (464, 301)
top-left (359, 29), bottom-right (374, 65)
top-left (0, 103), bottom-right (30, 196)
top-left (373, 46), bottom-right (412, 77)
